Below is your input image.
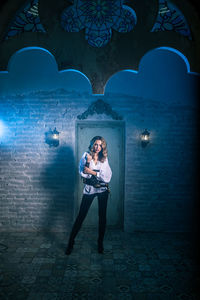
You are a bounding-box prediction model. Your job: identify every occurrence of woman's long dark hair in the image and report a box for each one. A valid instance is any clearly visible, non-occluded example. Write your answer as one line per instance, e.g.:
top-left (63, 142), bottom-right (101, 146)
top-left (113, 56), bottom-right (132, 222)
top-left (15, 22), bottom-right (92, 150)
top-left (88, 136), bottom-right (107, 162)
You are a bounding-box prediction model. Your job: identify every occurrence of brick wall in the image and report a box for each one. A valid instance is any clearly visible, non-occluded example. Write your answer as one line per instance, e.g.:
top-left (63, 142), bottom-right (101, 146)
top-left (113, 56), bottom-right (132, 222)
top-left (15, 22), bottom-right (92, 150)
top-left (0, 90), bottom-right (197, 232)
top-left (108, 95), bottom-right (197, 232)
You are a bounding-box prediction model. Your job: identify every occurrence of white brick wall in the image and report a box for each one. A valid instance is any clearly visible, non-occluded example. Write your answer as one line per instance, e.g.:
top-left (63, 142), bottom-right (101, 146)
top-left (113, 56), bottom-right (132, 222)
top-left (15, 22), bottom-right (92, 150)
top-left (0, 90), bottom-right (197, 232)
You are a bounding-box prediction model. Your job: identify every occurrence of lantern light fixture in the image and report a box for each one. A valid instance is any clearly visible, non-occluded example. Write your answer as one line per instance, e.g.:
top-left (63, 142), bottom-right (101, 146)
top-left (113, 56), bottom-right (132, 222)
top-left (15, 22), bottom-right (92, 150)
top-left (141, 129), bottom-right (150, 147)
top-left (45, 127), bottom-right (60, 147)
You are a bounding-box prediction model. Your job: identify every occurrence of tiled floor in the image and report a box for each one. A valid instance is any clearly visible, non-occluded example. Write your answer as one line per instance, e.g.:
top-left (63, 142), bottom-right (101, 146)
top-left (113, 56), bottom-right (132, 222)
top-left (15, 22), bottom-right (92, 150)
top-left (0, 230), bottom-right (199, 299)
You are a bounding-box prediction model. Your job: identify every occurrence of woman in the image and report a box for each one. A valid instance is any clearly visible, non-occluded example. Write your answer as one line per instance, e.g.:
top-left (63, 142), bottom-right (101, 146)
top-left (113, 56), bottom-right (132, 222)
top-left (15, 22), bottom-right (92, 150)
top-left (65, 136), bottom-right (112, 255)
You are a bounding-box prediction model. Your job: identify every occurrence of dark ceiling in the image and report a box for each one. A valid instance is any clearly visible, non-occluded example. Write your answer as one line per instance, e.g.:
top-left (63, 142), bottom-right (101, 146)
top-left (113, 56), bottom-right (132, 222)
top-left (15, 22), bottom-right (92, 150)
top-left (0, 0), bottom-right (199, 94)
top-left (0, 0), bottom-right (200, 14)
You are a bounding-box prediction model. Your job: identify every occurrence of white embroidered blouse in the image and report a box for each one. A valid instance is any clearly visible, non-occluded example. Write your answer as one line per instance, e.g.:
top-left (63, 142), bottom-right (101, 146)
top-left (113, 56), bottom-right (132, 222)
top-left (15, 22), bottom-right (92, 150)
top-left (79, 152), bottom-right (112, 195)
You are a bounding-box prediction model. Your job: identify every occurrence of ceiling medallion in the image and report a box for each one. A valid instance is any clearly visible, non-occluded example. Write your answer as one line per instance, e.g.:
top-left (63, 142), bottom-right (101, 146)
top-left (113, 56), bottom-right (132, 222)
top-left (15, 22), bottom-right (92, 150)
top-left (61, 0), bottom-right (137, 47)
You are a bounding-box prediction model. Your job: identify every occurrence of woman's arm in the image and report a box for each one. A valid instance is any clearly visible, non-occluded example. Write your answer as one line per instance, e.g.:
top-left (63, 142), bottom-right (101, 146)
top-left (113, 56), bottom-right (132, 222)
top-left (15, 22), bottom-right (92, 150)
top-left (96, 158), bottom-right (112, 183)
top-left (79, 152), bottom-right (92, 178)
top-left (83, 167), bottom-right (97, 176)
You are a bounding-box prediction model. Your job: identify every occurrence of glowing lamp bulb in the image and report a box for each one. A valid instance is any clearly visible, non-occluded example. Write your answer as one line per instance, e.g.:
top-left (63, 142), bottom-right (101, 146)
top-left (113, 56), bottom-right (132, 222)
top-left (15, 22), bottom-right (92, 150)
top-left (141, 129), bottom-right (150, 147)
top-left (52, 128), bottom-right (59, 140)
top-left (52, 133), bottom-right (59, 139)
top-left (143, 135), bottom-right (148, 141)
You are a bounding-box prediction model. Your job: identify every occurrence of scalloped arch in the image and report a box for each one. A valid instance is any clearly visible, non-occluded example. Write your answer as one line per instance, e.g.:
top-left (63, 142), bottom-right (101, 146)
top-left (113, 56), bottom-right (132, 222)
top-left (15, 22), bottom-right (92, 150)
top-left (7, 46), bottom-right (57, 72)
top-left (0, 46), bottom-right (92, 95)
top-left (104, 46), bottom-right (194, 92)
top-left (104, 46), bottom-right (199, 104)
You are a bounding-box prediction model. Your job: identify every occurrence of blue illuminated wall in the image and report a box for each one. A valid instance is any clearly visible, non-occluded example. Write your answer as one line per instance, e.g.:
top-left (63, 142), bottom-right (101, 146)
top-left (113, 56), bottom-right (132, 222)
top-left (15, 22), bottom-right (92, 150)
top-left (0, 47), bottom-right (199, 232)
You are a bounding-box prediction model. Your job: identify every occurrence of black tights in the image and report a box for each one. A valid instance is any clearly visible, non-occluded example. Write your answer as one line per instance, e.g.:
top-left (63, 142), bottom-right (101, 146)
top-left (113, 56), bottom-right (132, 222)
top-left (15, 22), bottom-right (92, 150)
top-left (68, 191), bottom-right (109, 243)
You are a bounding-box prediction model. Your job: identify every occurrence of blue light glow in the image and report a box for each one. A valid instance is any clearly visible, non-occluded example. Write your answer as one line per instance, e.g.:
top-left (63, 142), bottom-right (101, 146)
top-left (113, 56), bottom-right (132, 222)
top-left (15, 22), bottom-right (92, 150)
top-left (0, 120), bottom-right (5, 137)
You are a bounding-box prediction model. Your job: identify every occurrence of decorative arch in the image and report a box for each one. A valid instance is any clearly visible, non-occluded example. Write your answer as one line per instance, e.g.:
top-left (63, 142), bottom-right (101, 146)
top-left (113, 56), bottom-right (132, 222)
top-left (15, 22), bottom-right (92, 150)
top-left (77, 99), bottom-right (123, 120)
top-left (104, 47), bottom-right (200, 104)
top-left (0, 46), bottom-right (199, 98)
top-left (138, 46), bottom-right (191, 73)
top-left (0, 46), bottom-right (92, 95)
top-left (0, 0), bottom-right (200, 94)
top-left (7, 46), bottom-right (56, 71)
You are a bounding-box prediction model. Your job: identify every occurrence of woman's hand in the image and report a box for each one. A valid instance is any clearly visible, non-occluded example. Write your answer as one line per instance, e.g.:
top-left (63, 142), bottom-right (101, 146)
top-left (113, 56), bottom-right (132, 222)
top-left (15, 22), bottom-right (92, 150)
top-left (84, 167), bottom-right (96, 176)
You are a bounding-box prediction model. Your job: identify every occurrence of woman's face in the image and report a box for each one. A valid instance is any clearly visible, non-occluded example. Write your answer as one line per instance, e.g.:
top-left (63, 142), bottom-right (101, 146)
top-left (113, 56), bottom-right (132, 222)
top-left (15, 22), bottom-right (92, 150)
top-left (93, 140), bottom-right (102, 153)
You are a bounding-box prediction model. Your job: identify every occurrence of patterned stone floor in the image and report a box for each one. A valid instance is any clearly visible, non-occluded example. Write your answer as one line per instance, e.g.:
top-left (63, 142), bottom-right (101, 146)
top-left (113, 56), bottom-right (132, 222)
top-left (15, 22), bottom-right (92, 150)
top-left (0, 230), bottom-right (199, 300)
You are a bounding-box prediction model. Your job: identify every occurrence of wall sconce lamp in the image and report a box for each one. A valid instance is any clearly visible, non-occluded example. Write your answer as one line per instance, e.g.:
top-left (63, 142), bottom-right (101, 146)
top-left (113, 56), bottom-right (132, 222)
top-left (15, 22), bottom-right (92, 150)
top-left (141, 129), bottom-right (150, 147)
top-left (45, 127), bottom-right (60, 147)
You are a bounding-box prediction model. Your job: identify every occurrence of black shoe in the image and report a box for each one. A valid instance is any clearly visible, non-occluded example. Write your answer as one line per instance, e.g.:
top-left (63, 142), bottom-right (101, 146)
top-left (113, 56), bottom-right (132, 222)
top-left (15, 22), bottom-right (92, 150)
top-left (65, 240), bottom-right (74, 255)
top-left (98, 241), bottom-right (104, 254)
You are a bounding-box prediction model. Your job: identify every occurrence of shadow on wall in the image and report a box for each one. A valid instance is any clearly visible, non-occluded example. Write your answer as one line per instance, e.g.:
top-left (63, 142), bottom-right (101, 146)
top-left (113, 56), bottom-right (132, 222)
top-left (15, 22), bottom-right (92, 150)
top-left (39, 145), bottom-right (75, 233)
